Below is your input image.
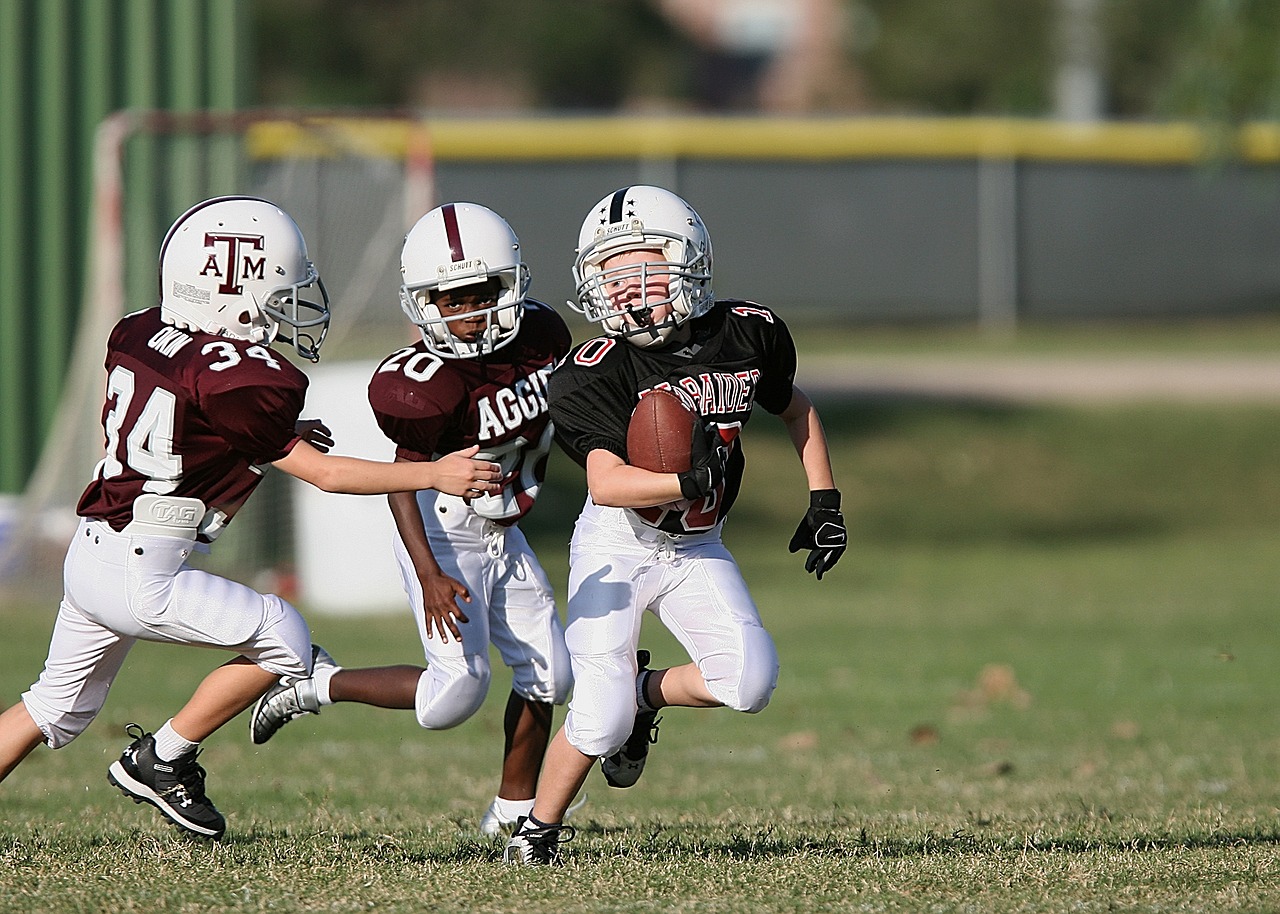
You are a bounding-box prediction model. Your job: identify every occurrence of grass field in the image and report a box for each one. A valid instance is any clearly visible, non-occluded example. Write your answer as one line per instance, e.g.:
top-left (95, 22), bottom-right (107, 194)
top-left (3, 328), bottom-right (1280, 912)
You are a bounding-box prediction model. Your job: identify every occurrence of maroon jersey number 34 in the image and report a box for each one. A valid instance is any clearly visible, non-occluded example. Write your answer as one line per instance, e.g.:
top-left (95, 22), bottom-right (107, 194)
top-left (77, 308), bottom-right (309, 539)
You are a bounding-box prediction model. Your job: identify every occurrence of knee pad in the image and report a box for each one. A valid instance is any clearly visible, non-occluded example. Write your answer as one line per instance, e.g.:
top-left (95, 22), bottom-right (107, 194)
top-left (561, 652), bottom-right (638, 757)
top-left (415, 654), bottom-right (491, 729)
top-left (510, 638), bottom-right (573, 706)
top-left (564, 702), bottom-right (637, 759)
top-left (22, 694), bottom-right (98, 750)
top-left (703, 626), bottom-right (779, 714)
top-left (242, 595), bottom-right (312, 679)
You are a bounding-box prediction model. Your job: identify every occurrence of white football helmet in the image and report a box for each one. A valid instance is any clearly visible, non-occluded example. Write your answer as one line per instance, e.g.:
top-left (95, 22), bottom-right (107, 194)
top-left (399, 203), bottom-right (531, 359)
top-left (159, 196), bottom-right (330, 361)
top-left (572, 185), bottom-right (713, 349)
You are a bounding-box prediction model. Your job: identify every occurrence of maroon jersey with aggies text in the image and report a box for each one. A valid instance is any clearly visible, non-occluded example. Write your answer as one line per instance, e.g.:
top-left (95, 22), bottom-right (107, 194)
top-left (367, 300), bottom-right (571, 525)
top-left (77, 307), bottom-right (307, 539)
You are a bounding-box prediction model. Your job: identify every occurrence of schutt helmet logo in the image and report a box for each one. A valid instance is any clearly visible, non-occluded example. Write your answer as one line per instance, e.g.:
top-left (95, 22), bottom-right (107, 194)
top-left (200, 233), bottom-right (266, 295)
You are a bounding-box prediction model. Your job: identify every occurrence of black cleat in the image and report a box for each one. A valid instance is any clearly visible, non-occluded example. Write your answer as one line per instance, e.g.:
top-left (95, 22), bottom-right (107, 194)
top-left (107, 723), bottom-right (226, 839)
top-left (504, 816), bottom-right (576, 865)
top-left (600, 649), bottom-right (661, 789)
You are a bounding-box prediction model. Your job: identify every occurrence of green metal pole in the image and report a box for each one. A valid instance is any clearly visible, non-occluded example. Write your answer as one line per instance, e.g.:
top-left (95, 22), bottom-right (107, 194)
top-left (34, 0), bottom-right (72, 451)
top-left (0, 0), bottom-right (31, 492)
top-left (206, 0), bottom-right (246, 193)
top-left (75, 0), bottom-right (115, 347)
top-left (124, 0), bottom-right (159, 315)
top-left (169, 0), bottom-right (203, 218)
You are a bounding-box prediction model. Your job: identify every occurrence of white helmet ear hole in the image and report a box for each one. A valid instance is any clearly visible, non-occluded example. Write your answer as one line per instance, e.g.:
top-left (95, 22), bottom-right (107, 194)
top-left (495, 301), bottom-right (518, 331)
top-left (421, 304), bottom-right (451, 344)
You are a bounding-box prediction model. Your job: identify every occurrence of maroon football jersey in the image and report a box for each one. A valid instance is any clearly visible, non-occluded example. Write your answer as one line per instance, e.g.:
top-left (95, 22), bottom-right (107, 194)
top-left (367, 300), bottom-right (571, 524)
top-left (77, 307), bottom-right (308, 537)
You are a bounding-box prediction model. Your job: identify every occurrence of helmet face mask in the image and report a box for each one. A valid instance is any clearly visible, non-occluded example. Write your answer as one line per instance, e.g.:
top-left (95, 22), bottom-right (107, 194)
top-left (259, 278), bottom-right (330, 361)
top-left (572, 186), bottom-right (713, 349)
top-left (399, 203), bottom-right (530, 359)
top-left (158, 196), bottom-right (330, 361)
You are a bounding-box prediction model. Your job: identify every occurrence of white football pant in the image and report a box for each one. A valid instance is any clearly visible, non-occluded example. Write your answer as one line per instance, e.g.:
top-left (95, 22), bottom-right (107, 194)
top-left (23, 518), bottom-right (313, 748)
top-left (561, 500), bottom-right (779, 759)
top-left (394, 490), bottom-right (571, 730)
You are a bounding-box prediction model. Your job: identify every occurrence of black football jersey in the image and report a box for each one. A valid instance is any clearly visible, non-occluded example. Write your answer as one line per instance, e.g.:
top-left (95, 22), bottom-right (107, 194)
top-left (548, 300), bottom-right (797, 535)
top-left (367, 300), bottom-right (571, 524)
top-left (77, 307), bottom-right (308, 537)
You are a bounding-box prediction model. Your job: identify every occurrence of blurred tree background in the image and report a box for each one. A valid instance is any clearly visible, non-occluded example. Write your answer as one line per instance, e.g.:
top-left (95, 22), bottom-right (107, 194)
top-left (253, 0), bottom-right (1280, 122)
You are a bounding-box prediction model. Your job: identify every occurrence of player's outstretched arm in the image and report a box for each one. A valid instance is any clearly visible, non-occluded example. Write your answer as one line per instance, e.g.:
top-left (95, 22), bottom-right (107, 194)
top-left (779, 387), bottom-right (836, 491)
top-left (273, 440), bottom-right (500, 497)
top-left (779, 387), bottom-right (846, 579)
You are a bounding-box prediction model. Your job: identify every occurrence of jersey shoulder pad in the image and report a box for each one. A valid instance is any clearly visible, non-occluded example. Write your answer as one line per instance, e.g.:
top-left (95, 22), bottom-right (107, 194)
top-left (721, 299), bottom-right (783, 325)
top-left (519, 299), bottom-right (574, 355)
top-left (190, 335), bottom-right (307, 396)
top-left (368, 344), bottom-right (464, 422)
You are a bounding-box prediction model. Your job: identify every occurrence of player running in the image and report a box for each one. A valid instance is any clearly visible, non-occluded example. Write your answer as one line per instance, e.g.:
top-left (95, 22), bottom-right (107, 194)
top-left (0, 196), bottom-right (500, 840)
top-left (505, 185), bottom-right (847, 864)
top-left (249, 203), bottom-right (573, 836)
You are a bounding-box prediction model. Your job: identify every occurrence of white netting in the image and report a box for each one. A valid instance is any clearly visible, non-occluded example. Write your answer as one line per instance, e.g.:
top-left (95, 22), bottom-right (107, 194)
top-left (0, 111), bottom-right (432, 603)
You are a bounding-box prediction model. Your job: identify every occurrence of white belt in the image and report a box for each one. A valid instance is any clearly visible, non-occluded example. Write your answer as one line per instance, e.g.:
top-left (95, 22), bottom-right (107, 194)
top-left (122, 494), bottom-right (206, 541)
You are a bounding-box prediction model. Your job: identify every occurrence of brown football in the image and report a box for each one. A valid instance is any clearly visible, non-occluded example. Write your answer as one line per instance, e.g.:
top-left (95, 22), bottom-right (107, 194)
top-left (626, 388), bottom-right (699, 473)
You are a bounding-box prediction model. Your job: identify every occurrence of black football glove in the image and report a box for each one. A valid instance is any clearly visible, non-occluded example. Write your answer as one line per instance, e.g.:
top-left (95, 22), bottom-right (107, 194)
top-left (788, 489), bottom-right (846, 580)
top-left (677, 420), bottom-right (726, 500)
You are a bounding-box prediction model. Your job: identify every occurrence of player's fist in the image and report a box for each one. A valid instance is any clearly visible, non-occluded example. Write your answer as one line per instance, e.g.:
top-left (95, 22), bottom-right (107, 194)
top-left (789, 489), bottom-right (846, 580)
top-left (677, 420), bottom-right (726, 500)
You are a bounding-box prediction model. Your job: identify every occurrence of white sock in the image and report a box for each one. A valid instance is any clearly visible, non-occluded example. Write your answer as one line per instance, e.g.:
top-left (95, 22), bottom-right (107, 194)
top-left (312, 666), bottom-right (339, 706)
top-left (490, 796), bottom-right (535, 824)
top-left (153, 720), bottom-right (199, 761)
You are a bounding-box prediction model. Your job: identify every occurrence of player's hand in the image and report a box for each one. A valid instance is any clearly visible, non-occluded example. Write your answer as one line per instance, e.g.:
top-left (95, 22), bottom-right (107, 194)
top-left (433, 446), bottom-right (501, 498)
top-left (295, 419), bottom-right (334, 453)
top-left (678, 420), bottom-right (727, 500)
top-left (788, 489), bottom-right (847, 580)
top-left (418, 568), bottom-right (471, 643)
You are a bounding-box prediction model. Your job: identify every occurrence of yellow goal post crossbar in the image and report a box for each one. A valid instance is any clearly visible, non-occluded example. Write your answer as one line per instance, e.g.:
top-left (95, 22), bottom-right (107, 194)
top-left (244, 115), bottom-right (1280, 165)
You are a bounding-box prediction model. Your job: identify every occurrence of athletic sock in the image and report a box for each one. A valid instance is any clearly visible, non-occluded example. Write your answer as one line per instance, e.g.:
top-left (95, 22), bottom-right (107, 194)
top-left (636, 669), bottom-right (658, 713)
top-left (490, 796), bottom-right (535, 824)
top-left (312, 666), bottom-right (338, 706)
top-left (153, 720), bottom-right (199, 761)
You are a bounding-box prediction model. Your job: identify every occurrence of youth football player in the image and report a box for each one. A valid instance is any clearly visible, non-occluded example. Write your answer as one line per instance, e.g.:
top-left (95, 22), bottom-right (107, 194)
top-left (0, 196), bottom-right (500, 840)
top-left (505, 185), bottom-right (846, 864)
top-left (249, 203), bottom-right (573, 836)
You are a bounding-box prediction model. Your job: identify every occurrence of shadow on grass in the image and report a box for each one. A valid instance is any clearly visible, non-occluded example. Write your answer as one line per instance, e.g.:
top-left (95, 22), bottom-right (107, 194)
top-left (199, 823), bottom-right (1280, 865)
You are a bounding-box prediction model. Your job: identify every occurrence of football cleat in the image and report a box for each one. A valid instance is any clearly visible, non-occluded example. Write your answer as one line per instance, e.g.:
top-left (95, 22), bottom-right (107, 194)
top-left (107, 723), bottom-right (226, 839)
top-left (503, 816), bottom-right (576, 865)
top-left (600, 650), bottom-right (661, 789)
top-left (249, 644), bottom-right (338, 745)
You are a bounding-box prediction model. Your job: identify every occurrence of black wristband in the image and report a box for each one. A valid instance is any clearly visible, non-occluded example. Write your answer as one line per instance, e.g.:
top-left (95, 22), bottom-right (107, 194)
top-left (810, 488), bottom-right (841, 511)
top-left (678, 470), bottom-right (704, 501)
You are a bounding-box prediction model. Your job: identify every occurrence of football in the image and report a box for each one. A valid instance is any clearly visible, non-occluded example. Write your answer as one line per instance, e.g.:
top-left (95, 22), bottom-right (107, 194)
top-left (626, 388), bottom-right (699, 473)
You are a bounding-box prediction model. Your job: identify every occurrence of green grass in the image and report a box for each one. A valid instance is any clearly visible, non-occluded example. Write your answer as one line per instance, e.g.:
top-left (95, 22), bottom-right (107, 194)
top-left (4, 393), bottom-right (1280, 912)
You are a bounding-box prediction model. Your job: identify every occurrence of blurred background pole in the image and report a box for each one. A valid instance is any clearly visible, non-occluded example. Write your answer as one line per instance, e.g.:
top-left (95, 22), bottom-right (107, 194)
top-left (977, 151), bottom-right (1019, 339)
top-left (1055, 0), bottom-right (1105, 122)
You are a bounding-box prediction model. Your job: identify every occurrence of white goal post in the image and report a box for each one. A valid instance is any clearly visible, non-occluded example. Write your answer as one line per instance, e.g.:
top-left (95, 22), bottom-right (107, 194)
top-left (0, 110), bottom-right (436, 605)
